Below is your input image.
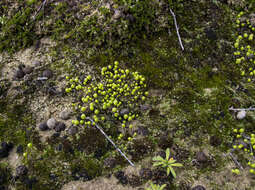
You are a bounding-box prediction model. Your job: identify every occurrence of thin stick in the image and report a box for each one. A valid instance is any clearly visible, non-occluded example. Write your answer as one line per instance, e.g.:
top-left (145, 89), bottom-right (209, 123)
top-left (229, 108), bottom-right (255, 111)
top-left (170, 8), bottom-right (184, 51)
top-left (226, 151), bottom-right (243, 170)
top-left (86, 117), bottom-right (135, 167)
top-left (32, 0), bottom-right (47, 20)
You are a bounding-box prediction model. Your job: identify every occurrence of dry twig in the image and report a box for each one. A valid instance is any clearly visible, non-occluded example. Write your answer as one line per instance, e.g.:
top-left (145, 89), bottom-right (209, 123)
top-left (170, 8), bottom-right (184, 51)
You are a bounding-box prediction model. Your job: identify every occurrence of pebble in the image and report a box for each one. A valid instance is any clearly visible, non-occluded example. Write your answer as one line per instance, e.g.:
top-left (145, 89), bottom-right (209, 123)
top-left (68, 126), bottom-right (78, 135)
top-left (16, 165), bottom-right (28, 176)
top-left (196, 151), bottom-right (208, 163)
top-left (237, 110), bottom-right (246, 120)
top-left (139, 168), bottom-right (152, 180)
top-left (15, 69), bottom-right (25, 79)
top-left (16, 145), bottom-right (24, 154)
top-left (120, 108), bottom-right (129, 116)
top-left (42, 69), bottom-right (53, 79)
top-left (32, 60), bottom-right (41, 67)
top-left (0, 142), bottom-right (13, 158)
top-left (54, 122), bottom-right (66, 132)
top-left (23, 66), bottom-right (33, 75)
top-left (59, 109), bottom-right (72, 120)
top-left (192, 185), bottom-right (206, 190)
top-left (38, 122), bottom-right (48, 131)
top-left (209, 135), bottom-right (221, 147)
top-left (113, 9), bottom-right (122, 19)
top-left (103, 157), bottom-right (117, 168)
top-left (47, 118), bottom-right (57, 129)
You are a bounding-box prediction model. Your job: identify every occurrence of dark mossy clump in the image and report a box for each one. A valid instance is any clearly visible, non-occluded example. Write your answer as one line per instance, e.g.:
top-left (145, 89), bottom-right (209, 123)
top-left (0, 163), bottom-right (12, 187)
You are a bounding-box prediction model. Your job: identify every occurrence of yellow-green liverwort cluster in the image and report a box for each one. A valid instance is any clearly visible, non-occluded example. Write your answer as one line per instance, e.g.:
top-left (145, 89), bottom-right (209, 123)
top-left (232, 128), bottom-right (255, 175)
top-left (234, 11), bottom-right (255, 82)
top-left (65, 61), bottom-right (148, 148)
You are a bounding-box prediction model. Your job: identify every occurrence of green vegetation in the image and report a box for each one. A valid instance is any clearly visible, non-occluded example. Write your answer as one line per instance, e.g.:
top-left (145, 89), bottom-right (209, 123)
top-left (1, 0), bottom-right (255, 189)
top-left (65, 61), bottom-right (148, 152)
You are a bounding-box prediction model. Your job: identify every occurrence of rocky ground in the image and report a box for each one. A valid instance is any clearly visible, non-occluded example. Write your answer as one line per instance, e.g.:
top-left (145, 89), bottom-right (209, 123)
top-left (1, 0), bottom-right (255, 190)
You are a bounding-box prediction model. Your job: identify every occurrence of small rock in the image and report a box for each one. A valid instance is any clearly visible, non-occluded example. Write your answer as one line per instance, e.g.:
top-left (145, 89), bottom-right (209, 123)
top-left (23, 66), bottom-right (33, 75)
top-left (68, 126), bottom-right (78, 135)
top-left (209, 135), bottom-right (221, 147)
top-left (192, 185), bottom-right (206, 190)
top-left (16, 165), bottom-right (28, 176)
top-left (104, 157), bottom-right (117, 168)
top-left (128, 175), bottom-right (142, 187)
top-left (196, 151), bottom-right (208, 163)
top-left (32, 60), bottom-right (41, 67)
top-left (237, 110), bottom-right (246, 120)
top-left (16, 145), bottom-right (24, 154)
top-left (59, 109), bottom-right (71, 120)
top-left (1, 142), bottom-right (13, 151)
top-left (0, 142), bottom-right (13, 158)
top-left (120, 108), bottom-right (129, 116)
top-left (140, 104), bottom-right (152, 111)
top-left (137, 126), bottom-right (149, 136)
top-left (51, 132), bottom-right (60, 139)
top-left (54, 122), bottom-right (66, 132)
top-left (139, 168), bottom-right (152, 180)
top-left (42, 69), bottom-right (53, 79)
top-left (38, 122), bottom-right (48, 131)
top-left (15, 69), bottom-right (25, 79)
top-left (114, 171), bottom-right (128, 185)
top-left (113, 9), bottom-right (122, 19)
top-left (56, 144), bottom-right (63, 151)
top-left (47, 118), bottom-right (57, 129)
top-left (0, 148), bottom-right (8, 158)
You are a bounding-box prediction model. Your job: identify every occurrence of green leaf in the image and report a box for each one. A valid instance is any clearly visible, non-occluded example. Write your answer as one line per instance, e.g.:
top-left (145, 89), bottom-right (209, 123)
top-left (171, 163), bottom-right (183, 167)
top-left (170, 167), bottom-right (176, 178)
top-left (153, 162), bottom-right (163, 167)
top-left (165, 148), bottom-right (170, 160)
top-left (152, 156), bottom-right (165, 162)
top-left (160, 184), bottom-right (167, 190)
top-left (167, 167), bottom-right (170, 176)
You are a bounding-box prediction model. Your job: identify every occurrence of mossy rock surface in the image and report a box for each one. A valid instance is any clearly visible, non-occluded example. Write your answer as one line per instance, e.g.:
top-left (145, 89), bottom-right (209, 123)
top-left (1, 0), bottom-right (255, 190)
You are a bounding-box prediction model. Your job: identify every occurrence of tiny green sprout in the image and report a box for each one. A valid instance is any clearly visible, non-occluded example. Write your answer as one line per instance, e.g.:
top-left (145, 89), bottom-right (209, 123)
top-left (236, 134), bottom-right (241, 138)
top-left (232, 169), bottom-right (240, 175)
top-left (93, 93), bottom-right (98, 98)
top-left (128, 137), bottom-right (132, 141)
top-left (239, 128), bottom-right (244, 133)
top-left (129, 124), bottom-right (133, 129)
top-left (87, 75), bottom-right (92, 80)
top-left (27, 143), bottom-right (33, 148)
top-left (122, 123), bottom-right (125, 128)
top-left (152, 148), bottom-right (183, 178)
top-left (81, 114), bottom-right (86, 120)
top-left (114, 113), bottom-right (119, 117)
top-left (80, 120), bottom-right (84, 124)
top-left (23, 152), bottom-right (28, 157)
top-left (124, 114), bottom-right (128, 120)
top-left (250, 169), bottom-right (255, 174)
top-left (146, 182), bottom-right (166, 190)
top-left (233, 145), bottom-right (237, 149)
top-left (81, 107), bottom-right (86, 112)
top-left (112, 107), bottom-right (117, 112)
top-left (244, 33), bottom-right (248, 38)
top-left (94, 109), bottom-right (99, 115)
top-left (101, 116), bottom-right (105, 121)
top-left (238, 144), bottom-right (244, 149)
top-left (74, 120), bottom-right (79, 126)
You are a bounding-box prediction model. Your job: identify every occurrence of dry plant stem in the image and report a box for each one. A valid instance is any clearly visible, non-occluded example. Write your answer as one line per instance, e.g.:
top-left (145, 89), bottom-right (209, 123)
top-left (229, 107), bottom-right (255, 111)
top-left (86, 117), bottom-right (135, 167)
top-left (170, 8), bottom-right (184, 51)
top-left (32, 0), bottom-right (47, 20)
top-left (228, 151), bottom-right (244, 170)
